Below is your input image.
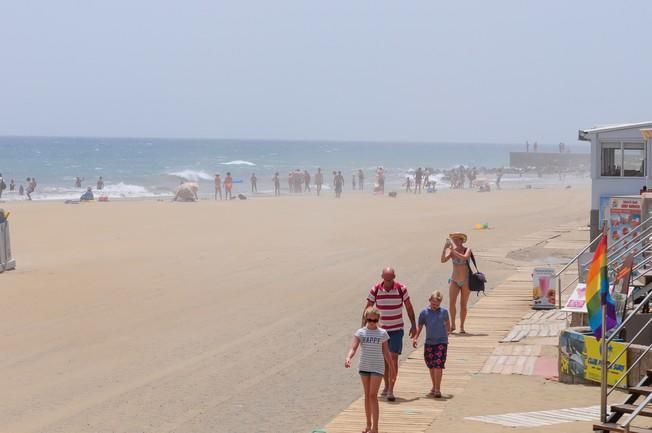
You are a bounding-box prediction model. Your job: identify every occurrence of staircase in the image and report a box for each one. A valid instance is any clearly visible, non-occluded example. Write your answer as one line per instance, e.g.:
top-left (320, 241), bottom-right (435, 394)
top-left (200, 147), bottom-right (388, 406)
top-left (553, 216), bottom-right (652, 432)
top-left (594, 369), bottom-right (652, 432)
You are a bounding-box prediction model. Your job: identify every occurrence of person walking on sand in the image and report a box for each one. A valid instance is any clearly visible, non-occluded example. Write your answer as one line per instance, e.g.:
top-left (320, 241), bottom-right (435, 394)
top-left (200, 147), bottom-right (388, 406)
top-left (358, 169), bottom-right (365, 191)
top-left (214, 174), bottom-right (222, 200)
top-left (415, 168), bottom-right (423, 194)
top-left (304, 170), bottom-right (311, 192)
top-left (345, 306), bottom-right (394, 433)
top-left (376, 168), bottom-right (385, 194)
top-left (334, 171), bottom-right (344, 198)
top-left (273, 172), bottom-right (281, 196)
top-left (441, 232), bottom-right (472, 333)
top-left (352, 173), bottom-right (357, 190)
top-left (404, 175), bottom-right (412, 193)
top-left (25, 177), bottom-right (35, 200)
top-left (250, 173), bottom-right (258, 193)
top-left (0, 173), bottom-right (5, 199)
top-left (362, 267), bottom-right (417, 401)
top-left (496, 168), bottom-right (503, 190)
top-left (224, 172), bottom-right (233, 200)
top-left (412, 290), bottom-right (450, 398)
top-left (315, 168), bottom-right (323, 196)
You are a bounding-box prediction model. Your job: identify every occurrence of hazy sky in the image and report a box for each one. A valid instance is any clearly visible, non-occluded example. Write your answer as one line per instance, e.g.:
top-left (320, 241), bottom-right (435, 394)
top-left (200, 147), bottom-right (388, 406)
top-left (1, 1), bottom-right (651, 143)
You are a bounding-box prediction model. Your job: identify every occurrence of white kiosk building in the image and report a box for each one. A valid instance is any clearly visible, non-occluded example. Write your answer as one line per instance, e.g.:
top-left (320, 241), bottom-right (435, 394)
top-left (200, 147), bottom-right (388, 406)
top-left (579, 121), bottom-right (652, 240)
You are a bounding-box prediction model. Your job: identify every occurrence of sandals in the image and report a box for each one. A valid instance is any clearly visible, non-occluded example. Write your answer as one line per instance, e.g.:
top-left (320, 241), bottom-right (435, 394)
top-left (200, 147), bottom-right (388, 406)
top-left (387, 392), bottom-right (396, 402)
top-left (380, 388), bottom-right (388, 397)
top-left (428, 389), bottom-right (442, 398)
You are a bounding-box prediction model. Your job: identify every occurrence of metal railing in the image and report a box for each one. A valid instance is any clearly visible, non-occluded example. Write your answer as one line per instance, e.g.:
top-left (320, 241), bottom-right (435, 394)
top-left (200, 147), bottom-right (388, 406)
top-left (555, 214), bottom-right (652, 309)
top-left (597, 242), bottom-right (652, 427)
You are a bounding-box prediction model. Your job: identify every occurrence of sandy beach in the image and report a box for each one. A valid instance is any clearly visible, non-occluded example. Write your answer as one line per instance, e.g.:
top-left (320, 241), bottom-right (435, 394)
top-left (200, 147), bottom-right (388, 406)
top-left (0, 186), bottom-right (589, 433)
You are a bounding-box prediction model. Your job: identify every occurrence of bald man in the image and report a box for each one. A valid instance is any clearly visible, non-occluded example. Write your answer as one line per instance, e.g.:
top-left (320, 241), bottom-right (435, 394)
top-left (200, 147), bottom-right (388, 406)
top-left (362, 267), bottom-right (416, 401)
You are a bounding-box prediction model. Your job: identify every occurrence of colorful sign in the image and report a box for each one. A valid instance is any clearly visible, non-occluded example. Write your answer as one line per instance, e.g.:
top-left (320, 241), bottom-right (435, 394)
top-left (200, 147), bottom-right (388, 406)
top-left (532, 267), bottom-right (556, 309)
top-left (560, 330), bottom-right (586, 378)
top-left (584, 335), bottom-right (627, 386)
top-left (603, 196), bottom-right (643, 278)
top-left (608, 197), bottom-right (642, 247)
top-left (562, 283), bottom-right (587, 313)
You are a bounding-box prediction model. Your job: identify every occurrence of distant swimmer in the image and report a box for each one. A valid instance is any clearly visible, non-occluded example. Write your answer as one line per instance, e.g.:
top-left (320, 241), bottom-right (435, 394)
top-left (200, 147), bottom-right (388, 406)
top-left (315, 168), bottom-right (323, 196)
top-left (0, 173), bottom-right (4, 199)
top-left (80, 187), bottom-right (94, 201)
top-left (304, 170), bottom-right (311, 192)
top-left (18, 184), bottom-right (24, 196)
top-left (273, 172), bottom-right (281, 196)
top-left (358, 169), bottom-right (365, 191)
top-left (224, 172), bottom-right (233, 200)
top-left (97, 176), bottom-right (104, 190)
top-left (214, 174), bottom-right (222, 200)
top-left (250, 173), bottom-right (258, 193)
top-left (75, 176), bottom-right (84, 188)
top-left (9, 179), bottom-right (15, 191)
top-left (352, 173), bottom-right (356, 190)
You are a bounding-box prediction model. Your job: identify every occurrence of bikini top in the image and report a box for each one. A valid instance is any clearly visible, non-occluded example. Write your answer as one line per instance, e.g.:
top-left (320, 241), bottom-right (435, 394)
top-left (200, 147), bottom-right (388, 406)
top-left (451, 247), bottom-right (468, 265)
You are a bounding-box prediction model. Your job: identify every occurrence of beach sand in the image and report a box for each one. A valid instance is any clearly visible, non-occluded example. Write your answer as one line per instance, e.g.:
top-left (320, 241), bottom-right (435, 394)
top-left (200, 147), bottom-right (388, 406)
top-left (0, 186), bottom-right (589, 433)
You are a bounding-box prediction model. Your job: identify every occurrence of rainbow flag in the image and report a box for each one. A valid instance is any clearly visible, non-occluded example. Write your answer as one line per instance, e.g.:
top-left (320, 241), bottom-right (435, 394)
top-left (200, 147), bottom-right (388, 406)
top-left (586, 233), bottom-right (617, 340)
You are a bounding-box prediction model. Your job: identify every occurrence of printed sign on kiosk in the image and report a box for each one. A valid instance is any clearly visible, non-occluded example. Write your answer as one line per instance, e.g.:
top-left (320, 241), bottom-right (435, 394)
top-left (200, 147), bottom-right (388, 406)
top-left (532, 267), bottom-right (556, 310)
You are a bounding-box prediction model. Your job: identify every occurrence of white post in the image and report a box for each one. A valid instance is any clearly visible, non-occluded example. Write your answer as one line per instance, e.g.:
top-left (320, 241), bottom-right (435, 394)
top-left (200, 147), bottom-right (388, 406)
top-left (601, 302), bottom-right (609, 423)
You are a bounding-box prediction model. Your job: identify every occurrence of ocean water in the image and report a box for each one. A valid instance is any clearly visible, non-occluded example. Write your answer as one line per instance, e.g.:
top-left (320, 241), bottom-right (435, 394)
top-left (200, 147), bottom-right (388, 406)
top-left (0, 136), bottom-right (589, 200)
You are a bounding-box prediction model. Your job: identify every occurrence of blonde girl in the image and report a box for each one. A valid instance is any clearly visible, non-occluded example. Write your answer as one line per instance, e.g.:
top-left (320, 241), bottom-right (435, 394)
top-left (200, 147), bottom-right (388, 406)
top-left (345, 306), bottom-right (395, 433)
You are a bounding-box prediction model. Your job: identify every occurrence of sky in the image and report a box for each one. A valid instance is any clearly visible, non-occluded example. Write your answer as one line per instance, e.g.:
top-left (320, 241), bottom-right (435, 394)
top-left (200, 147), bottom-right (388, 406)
top-left (1, 1), bottom-right (651, 144)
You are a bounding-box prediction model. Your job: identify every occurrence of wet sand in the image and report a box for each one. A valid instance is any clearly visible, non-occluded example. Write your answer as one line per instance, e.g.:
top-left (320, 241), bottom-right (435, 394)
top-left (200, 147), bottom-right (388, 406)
top-left (0, 186), bottom-right (589, 433)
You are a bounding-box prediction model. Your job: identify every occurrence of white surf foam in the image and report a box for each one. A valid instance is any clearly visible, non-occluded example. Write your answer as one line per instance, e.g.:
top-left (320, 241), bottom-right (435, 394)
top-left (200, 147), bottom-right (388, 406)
top-left (0, 182), bottom-right (169, 202)
top-left (220, 160), bottom-right (256, 166)
top-left (168, 170), bottom-right (213, 182)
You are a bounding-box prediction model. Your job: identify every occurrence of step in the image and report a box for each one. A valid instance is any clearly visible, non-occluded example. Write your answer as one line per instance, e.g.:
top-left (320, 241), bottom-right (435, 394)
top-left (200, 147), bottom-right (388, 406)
top-left (612, 404), bottom-right (652, 418)
top-left (629, 387), bottom-right (652, 396)
top-left (594, 422), bottom-right (652, 432)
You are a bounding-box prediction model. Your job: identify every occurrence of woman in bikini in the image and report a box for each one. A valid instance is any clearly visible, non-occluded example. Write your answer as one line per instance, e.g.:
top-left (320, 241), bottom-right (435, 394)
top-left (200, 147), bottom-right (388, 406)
top-left (440, 232), bottom-right (472, 333)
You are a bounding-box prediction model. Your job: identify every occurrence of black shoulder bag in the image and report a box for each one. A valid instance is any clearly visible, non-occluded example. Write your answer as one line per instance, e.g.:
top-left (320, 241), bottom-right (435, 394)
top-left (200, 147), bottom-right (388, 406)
top-left (468, 253), bottom-right (487, 295)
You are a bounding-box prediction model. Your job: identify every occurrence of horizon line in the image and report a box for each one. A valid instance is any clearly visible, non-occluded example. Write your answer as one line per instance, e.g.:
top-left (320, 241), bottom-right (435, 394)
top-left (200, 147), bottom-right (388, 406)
top-left (0, 134), bottom-right (588, 147)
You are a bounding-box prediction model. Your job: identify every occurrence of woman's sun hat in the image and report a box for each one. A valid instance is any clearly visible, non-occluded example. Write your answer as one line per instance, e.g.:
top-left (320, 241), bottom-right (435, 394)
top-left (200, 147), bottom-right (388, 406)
top-left (449, 232), bottom-right (467, 242)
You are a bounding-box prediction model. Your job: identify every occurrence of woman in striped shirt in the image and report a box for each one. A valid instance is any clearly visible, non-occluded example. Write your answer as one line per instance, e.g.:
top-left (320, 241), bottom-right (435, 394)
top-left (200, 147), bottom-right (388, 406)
top-left (345, 306), bottom-right (395, 433)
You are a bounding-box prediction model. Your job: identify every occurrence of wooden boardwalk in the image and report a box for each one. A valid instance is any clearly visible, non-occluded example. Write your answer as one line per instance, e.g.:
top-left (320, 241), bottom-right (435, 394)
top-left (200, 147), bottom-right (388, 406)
top-left (323, 221), bottom-right (586, 433)
top-left (324, 271), bottom-right (533, 433)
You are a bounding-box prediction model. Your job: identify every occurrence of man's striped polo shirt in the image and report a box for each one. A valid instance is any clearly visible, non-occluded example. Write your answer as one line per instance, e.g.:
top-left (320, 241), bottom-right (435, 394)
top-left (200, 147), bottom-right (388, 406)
top-left (367, 281), bottom-right (409, 331)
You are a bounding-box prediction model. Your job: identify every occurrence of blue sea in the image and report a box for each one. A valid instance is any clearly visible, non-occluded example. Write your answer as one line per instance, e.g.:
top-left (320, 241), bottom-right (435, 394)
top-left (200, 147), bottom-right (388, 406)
top-left (0, 136), bottom-right (589, 200)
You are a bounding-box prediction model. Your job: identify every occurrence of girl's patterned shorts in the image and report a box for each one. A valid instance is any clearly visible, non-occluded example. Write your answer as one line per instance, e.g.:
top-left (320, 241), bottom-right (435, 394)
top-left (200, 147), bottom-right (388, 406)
top-left (424, 343), bottom-right (448, 369)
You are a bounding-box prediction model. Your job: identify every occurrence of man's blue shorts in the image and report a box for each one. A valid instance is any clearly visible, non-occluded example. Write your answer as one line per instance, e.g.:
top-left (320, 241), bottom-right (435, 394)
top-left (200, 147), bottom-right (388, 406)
top-left (387, 329), bottom-right (404, 354)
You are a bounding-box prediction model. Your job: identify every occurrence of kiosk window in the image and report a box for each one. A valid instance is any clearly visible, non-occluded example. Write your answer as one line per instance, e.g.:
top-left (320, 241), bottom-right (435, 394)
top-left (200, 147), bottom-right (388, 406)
top-left (601, 142), bottom-right (622, 176)
top-left (623, 142), bottom-right (646, 177)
